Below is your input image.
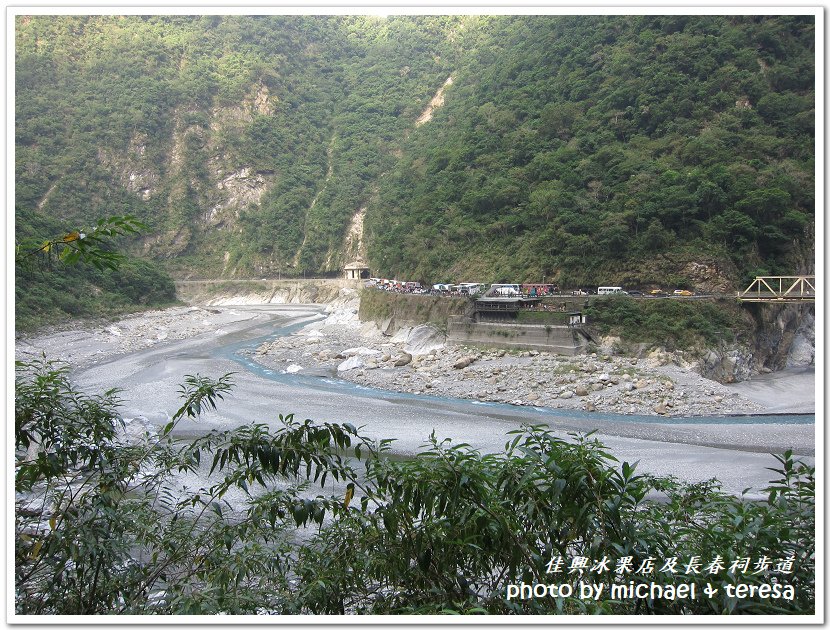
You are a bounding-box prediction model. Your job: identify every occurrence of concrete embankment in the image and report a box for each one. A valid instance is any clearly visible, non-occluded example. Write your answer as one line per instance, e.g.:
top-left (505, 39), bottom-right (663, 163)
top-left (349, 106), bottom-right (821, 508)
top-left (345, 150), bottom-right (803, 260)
top-left (358, 291), bottom-right (591, 354)
top-left (175, 278), bottom-right (362, 306)
top-left (446, 318), bottom-right (590, 355)
top-left (358, 290), bottom-right (472, 335)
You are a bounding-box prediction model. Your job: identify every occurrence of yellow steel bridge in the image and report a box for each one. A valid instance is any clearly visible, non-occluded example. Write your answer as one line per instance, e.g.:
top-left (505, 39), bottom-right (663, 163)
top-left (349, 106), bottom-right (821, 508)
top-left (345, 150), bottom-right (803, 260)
top-left (737, 276), bottom-right (815, 302)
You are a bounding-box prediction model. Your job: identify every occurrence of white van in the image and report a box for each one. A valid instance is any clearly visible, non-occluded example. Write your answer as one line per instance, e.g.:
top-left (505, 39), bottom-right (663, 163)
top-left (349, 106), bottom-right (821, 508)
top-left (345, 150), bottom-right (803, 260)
top-left (597, 286), bottom-right (628, 295)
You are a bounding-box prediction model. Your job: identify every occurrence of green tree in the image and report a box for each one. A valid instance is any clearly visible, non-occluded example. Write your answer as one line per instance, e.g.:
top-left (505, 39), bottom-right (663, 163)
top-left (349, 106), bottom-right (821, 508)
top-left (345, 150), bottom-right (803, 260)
top-left (14, 370), bottom-right (815, 614)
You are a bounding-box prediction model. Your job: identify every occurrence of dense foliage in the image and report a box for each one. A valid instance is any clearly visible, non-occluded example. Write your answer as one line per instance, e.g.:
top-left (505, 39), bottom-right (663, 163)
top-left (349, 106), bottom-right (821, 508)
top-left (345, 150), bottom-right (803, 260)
top-left (16, 15), bottom-right (814, 289)
top-left (16, 15), bottom-right (462, 278)
top-left (584, 296), bottom-right (751, 349)
top-left (16, 365), bottom-right (815, 616)
top-left (369, 15), bottom-right (815, 286)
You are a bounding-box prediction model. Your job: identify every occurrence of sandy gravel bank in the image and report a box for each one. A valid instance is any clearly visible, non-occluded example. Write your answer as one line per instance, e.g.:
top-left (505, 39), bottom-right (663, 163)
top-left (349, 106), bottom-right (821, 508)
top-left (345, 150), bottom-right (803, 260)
top-left (15, 305), bottom-right (261, 369)
top-left (253, 304), bottom-right (804, 418)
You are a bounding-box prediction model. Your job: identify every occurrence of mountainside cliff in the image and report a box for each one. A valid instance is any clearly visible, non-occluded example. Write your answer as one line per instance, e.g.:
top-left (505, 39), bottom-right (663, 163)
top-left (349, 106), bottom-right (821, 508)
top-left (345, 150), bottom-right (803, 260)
top-left (16, 15), bottom-right (815, 328)
top-left (17, 15), bottom-right (465, 278)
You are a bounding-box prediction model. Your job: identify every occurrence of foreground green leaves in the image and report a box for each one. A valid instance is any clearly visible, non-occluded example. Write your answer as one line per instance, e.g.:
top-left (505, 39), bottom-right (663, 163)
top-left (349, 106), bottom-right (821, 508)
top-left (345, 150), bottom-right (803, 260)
top-left (14, 361), bottom-right (814, 615)
top-left (16, 215), bottom-right (147, 272)
top-left (15, 212), bottom-right (176, 332)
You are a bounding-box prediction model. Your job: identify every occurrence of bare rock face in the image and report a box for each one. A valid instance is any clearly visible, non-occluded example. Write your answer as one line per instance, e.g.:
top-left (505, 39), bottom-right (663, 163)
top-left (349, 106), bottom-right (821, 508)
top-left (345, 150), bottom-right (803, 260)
top-left (787, 312), bottom-right (815, 367)
top-left (679, 260), bottom-right (734, 294)
top-left (215, 168), bottom-right (270, 214)
top-left (646, 348), bottom-right (672, 367)
top-left (699, 348), bottom-right (752, 384)
top-left (403, 325), bottom-right (446, 356)
top-left (746, 303), bottom-right (814, 375)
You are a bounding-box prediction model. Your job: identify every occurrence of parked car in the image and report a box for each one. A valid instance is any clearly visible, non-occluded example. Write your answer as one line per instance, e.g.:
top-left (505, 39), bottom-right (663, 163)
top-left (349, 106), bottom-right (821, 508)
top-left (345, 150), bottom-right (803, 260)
top-left (648, 289), bottom-right (666, 296)
top-left (673, 289), bottom-right (694, 296)
top-left (627, 290), bottom-right (643, 296)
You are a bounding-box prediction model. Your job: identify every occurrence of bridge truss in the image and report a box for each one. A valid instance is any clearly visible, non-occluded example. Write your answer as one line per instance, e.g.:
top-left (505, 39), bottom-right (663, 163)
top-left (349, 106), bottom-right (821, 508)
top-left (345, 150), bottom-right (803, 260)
top-left (737, 276), bottom-right (815, 302)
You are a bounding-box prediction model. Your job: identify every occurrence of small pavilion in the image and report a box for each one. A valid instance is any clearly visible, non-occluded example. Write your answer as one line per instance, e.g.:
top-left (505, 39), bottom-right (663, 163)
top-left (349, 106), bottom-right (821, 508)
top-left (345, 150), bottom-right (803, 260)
top-left (343, 261), bottom-right (370, 280)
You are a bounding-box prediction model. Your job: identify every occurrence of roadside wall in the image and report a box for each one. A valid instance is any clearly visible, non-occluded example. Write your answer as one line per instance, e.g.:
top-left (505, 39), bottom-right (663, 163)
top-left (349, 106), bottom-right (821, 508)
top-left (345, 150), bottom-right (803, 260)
top-left (446, 318), bottom-right (590, 355)
top-left (174, 278), bottom-right (360, 306)
top-left (358, 290), bottom-right (472, 335)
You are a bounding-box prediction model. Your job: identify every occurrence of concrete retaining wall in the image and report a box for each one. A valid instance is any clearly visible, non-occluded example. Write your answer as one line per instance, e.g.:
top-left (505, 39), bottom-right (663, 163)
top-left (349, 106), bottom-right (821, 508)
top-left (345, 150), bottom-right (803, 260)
top-left (446, 318), bottom-right (590, 355)
top-left (174, 278), bottom-right (359, 306)
top-left (359, 291), bottom-right (472, 336)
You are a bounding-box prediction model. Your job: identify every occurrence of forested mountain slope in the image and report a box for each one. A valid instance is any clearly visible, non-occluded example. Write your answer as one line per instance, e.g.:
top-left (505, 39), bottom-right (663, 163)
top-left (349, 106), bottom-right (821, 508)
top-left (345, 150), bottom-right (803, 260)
top-left (16, 15), bottom-right (814, 311)
top-left (368, 15), bottom-right (815, 287)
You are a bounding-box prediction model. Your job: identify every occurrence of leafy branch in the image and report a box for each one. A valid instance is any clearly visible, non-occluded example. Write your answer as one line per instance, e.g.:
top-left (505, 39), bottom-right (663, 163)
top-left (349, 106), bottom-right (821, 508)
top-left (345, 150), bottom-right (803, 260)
top-left (16, 215), bottom-right (147, 271)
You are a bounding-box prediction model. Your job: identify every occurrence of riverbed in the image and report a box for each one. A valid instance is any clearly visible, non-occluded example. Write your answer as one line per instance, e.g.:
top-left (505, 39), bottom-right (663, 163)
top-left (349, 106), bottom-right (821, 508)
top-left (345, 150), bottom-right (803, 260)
top-left (15, 304), bottom-right (816, 498)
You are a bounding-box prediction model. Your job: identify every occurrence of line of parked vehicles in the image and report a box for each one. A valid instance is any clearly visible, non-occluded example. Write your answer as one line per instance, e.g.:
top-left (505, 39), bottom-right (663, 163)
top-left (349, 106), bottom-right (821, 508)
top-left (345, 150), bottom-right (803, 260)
top-left (368, 278), bottom-right (697, 298)
top-left (595, 286), bottom-right (696, 297)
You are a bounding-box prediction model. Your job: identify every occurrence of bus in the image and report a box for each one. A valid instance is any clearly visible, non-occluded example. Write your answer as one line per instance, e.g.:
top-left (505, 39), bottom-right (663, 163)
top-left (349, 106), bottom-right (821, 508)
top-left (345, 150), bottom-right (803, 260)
top-left (597, 286), bottom-right (628, 295)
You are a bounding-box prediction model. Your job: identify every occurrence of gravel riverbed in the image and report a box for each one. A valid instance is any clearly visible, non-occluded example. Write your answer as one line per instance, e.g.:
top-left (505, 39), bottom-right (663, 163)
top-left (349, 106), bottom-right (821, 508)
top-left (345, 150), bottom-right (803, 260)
top-left (253, 303), bottom-right (783, 418)
top-left (16, 301), bottom-right (814, 420)
top-left (15, 305), bottom-right (261, 369)
top-left (15, 301), bottom-right (815, 493)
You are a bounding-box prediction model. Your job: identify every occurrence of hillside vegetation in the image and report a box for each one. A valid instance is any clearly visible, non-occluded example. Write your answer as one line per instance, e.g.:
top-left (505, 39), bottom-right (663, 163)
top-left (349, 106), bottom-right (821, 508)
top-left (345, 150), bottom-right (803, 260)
top-left (16, 15), bottom-right (814, 324)
top-left (369, 16), bottom-right (814, 287)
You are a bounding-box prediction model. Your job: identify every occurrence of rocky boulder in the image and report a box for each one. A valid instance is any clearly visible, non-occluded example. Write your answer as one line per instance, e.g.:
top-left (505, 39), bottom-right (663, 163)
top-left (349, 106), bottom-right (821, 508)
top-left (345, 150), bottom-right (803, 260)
top-left (646, 348), bottom-right (671, 367)
top-left (342, 347), bottom-right (382, 357)
top-left (337, 356), bottom-right (364, 372)
top-left (699, 348), bottom-right (753, 384)
top-left (320, 308), bottom-right (361, 330)
top-left (403, 324), bottom-right (446, 356)
top-left (360, 321), bottom-right (384, 341)
top-left (390, 327), bottom-right (412, 344)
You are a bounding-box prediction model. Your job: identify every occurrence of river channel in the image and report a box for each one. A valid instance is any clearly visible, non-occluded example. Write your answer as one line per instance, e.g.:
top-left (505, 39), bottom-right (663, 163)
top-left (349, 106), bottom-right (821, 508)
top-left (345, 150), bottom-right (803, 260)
top-left (70, 304), bottom-right (815, 498)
